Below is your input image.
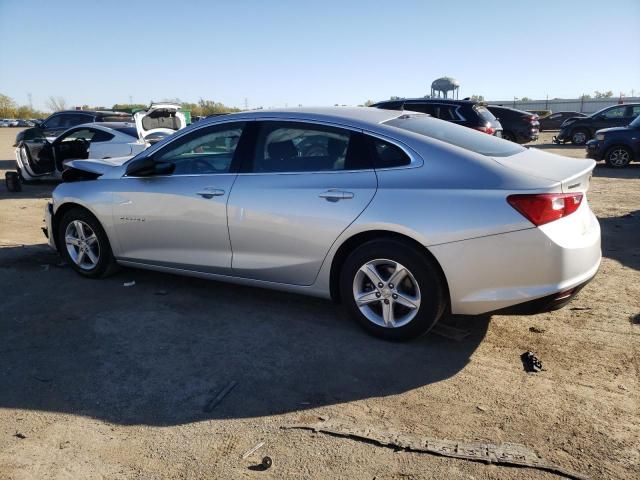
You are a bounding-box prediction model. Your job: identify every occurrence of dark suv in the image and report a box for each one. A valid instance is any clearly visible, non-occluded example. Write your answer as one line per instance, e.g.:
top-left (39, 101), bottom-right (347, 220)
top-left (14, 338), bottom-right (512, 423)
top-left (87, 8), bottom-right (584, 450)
top-left (487, 105), bottom-right (539, 143)
top-left (14, 110), bottom-right (131, 154)
top-left (585, 114), bottom-right (640, 168)
top-left (371, 99), bottom-right (503, 137)
top-left (554, 103), bottom-right (640, 145)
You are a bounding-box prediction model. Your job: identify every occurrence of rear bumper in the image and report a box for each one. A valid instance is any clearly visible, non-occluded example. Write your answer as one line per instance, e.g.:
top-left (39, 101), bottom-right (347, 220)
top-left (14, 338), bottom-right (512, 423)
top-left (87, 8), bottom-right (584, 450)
top-left (430, 203), bottom-right (601, 315)
top-left (487, 277), bottom-right (593, 315)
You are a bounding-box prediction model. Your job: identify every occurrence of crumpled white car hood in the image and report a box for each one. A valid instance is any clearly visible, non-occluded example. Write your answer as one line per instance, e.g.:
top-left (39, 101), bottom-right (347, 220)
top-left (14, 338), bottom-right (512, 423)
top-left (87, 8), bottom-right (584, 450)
top-left (63, 156), bottom-right (133, 175)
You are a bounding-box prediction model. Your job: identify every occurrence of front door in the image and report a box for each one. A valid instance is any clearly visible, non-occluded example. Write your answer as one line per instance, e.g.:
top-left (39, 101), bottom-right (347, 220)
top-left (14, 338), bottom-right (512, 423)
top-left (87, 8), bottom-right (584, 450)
top-left (227, 121), bottom-right (378, 285)
top-left (111, 122), bottom-right (246, 273)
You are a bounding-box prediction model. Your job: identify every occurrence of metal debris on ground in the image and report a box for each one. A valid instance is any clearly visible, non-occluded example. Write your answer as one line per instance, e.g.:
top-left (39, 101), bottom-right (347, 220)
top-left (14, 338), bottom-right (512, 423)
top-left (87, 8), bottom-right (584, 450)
top-left (432, 323), bottom-right (471, 341)
top-left (123, 281), bottom-right (136, 287)
top-left (521, 351), bottom-right (544, 373)
top-left (283, 420), bottom-right (589, 480)
top-left (261, 456), bottom-right (273, 470)
top-left (570, 307), bottom-right (591, 311)
top-left (13, 432), bottom-right (26, 439)
top-left (529, 326), bottom-right (546, 334)
top-left (630, 313), bottom-right (640, 325)
top-left (204, 380), bottom-right (237, 412)
top-left (241, 441), bottom-right (265, 459)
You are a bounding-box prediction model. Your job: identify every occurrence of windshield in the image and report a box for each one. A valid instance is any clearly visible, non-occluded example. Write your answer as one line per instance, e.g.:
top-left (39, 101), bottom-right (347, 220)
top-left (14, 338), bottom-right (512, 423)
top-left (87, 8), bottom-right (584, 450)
top-left (384, 115), bottom-right (525, 157)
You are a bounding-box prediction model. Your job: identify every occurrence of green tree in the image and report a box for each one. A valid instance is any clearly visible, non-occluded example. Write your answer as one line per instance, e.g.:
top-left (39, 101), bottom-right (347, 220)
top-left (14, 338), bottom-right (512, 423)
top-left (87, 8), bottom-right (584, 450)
top-left (470, 94), bottom-right (485, 101)
top-left (0, 93), bottom-right (17, 117)
top-left (593, 90), bottom-right (613, 98)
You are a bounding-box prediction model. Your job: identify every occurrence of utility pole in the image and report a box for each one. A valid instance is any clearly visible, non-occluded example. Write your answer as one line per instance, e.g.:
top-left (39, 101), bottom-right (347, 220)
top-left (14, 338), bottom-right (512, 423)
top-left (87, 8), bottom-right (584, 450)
top-left (244, 97), bottom-right (249, 110)
top-left (27, 93), bottom-right (33, 110)
top-left (129, 95), bottom-right (133, 105)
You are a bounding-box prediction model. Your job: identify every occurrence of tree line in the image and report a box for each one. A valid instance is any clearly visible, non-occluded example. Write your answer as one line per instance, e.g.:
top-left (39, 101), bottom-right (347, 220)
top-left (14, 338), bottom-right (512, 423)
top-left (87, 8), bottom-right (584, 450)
top-left (0, 93), bottom-right (241, 119)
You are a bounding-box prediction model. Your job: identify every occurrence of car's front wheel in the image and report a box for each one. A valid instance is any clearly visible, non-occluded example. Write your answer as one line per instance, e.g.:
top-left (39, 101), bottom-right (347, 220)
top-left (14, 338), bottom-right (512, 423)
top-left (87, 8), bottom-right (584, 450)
top-left (340, 239), bottom-right (447, 341)
top-left (604, 145), bottom-right (633, 168)
top-left (571, 128), bottom-right (589, 145)
top-left (57, 208), bottom-right (117, 278)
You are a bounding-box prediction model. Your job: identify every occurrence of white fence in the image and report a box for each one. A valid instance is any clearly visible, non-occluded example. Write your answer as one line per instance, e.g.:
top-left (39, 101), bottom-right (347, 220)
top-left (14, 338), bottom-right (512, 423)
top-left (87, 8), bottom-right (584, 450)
top-left (488, 97), bottom-right (640, 114)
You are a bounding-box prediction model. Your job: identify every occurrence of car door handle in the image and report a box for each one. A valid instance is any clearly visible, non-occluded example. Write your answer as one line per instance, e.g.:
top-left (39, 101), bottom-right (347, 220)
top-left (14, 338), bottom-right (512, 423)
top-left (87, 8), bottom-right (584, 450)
top-left (319, 190), bottom-right (354, 202)
top-left (196, 188), bottom-right (225, 199)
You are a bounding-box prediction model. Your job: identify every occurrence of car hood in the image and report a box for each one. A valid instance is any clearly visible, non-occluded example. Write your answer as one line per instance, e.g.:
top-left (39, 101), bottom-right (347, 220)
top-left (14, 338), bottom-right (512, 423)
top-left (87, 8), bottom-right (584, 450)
top-left (493, 147), bottom-right (595, 193)
top-left (64, 156), bottom-right (133, 175)
top-left (595, 126), bottom-right (630, 135)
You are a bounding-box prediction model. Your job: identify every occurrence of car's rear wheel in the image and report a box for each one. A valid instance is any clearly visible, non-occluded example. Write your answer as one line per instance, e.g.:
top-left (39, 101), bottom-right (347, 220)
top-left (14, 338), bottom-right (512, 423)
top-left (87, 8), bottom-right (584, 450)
top-left (57, 208), bottom-right (117, 278)
top-left (605, 145), bottom-right (633, 168)
top-left (340, 239), bottom-right (446, 341)
top-left (571, 128), bottom-right (589, 145)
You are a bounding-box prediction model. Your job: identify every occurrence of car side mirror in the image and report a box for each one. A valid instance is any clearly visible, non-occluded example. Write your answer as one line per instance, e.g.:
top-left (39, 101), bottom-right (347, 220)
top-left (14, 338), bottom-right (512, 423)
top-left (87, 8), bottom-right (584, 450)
top-left (126, 157), bottom-right (175, 176)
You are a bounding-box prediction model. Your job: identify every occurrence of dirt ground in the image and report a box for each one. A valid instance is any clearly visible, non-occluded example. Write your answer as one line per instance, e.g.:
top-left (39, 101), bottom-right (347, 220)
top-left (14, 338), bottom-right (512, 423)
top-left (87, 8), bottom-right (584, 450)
top-left (0, 127), bottom-right (638, 480)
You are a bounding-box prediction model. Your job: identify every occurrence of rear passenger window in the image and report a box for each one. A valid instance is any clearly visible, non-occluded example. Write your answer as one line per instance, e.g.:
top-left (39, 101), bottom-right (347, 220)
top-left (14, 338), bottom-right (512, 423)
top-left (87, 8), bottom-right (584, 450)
top-left (91, 130), bottom-right (114, 142)
top-left (371, 138), bottom-right (411, 168)
top-left (252, 122), bottom-right (370, 172)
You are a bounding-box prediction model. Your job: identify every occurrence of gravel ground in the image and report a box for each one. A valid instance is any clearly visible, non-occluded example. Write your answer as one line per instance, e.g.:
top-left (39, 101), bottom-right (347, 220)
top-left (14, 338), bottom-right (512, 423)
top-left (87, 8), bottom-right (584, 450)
top-left (0, 128), bottom-right (638, 480)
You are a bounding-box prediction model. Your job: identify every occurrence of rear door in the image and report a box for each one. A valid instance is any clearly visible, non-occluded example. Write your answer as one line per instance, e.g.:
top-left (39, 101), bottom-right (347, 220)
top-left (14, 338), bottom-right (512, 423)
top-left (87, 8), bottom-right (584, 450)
top-left (227, 120), bottom-right (377, 285)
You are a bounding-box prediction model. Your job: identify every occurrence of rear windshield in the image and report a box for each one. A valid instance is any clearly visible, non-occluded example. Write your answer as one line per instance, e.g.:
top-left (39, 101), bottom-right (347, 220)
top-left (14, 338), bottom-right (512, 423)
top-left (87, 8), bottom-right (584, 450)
top-left (385, 115), bottom-right (525, 157)
top-left (474, 105), bottom-right (498, 123)
top-left (113, 126), bottom-right (138, 138)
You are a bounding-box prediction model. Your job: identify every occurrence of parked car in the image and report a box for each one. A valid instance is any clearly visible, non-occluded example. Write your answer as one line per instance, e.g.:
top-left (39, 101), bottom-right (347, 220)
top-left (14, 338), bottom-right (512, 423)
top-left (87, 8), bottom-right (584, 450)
top-left (585, 114), bottom-right (640, 168)
top-left (9, 105), bottom-right (186, 187)
top-left (539, 111), bottom-right (587, 131)
top-left (371, 98), bottom-right (503, 137)
top-left (42, 107), bottom-right (600, 341)
top-left (0, 119), bottom-right (9, 127)
top-left (15, 119), bottom-right (32, 127)
top-left (554, 103), bottom-right (640, 145)
top-left (487, 105), bottom-right (539, 143)
top-left (14, 110), bottom-right (132, 151)
top-left (527, 109), bottom-right (552, 118)
top-left (6, 123), bottom-right (148, 192)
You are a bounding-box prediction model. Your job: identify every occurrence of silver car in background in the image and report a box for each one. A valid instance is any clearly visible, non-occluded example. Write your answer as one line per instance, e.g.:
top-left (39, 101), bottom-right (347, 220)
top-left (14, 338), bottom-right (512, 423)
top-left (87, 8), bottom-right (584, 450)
top-left (43, 107), bottom-right (601, 340)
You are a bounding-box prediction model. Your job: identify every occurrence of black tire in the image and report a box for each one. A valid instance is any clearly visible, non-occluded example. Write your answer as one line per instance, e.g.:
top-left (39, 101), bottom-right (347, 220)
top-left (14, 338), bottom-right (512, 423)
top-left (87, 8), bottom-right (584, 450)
top-left (502, 131), bottom-right (516, 142)
top-left (57, 208), bottom-right (118, 278)
top-left (604, 145), bottom-right (633, 168)
top-left (571, 128), bottom-right (590, 145)
top-left (339, 239), bottom-right (447, 341)
top-left (5, 171), bottom-right (22, 192)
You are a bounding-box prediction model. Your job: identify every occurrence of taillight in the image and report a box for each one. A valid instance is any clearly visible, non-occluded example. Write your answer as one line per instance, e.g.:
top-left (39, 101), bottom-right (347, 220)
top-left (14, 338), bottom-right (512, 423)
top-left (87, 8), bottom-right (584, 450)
top-left (474, 126), bottom-right (495, 135)
top-left (507, 193), bottom-right (583, 226)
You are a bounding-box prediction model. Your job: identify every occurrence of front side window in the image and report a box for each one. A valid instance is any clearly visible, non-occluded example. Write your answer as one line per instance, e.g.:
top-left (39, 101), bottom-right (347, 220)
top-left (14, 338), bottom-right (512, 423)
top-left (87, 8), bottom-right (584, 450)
top-left (43, 114), bottom-right (63, 129)
top-left (601, 106), bottom-right (626, 119)
top-left (252, 122), bottom-right (358, 173)
top-left (154, 122), bottom-right (244, 175)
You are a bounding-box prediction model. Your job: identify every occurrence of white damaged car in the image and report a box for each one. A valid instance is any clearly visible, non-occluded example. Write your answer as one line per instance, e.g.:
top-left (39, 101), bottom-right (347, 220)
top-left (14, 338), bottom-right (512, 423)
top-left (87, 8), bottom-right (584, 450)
top-left (6, 104), bottom-right (187, 192)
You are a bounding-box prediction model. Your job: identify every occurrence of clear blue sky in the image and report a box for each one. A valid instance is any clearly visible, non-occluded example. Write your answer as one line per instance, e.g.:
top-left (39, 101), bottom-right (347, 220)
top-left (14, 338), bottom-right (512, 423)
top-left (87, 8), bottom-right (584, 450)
top-left (1, 0), bottom-right (639, 111)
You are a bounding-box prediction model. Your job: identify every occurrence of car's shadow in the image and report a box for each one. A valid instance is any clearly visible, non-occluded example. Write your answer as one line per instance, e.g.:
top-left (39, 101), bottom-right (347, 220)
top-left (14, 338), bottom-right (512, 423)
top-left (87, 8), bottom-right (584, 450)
top-left (599, 209), bottom-right (640, 271)
top-left (592, 162), bottom-right (640, 179)
top-left (0, 245), bottom-right (489, 426)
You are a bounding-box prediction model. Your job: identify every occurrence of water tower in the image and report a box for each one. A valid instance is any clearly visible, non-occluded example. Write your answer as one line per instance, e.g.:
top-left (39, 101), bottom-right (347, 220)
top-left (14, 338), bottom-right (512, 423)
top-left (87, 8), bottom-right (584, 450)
top-left (431, 76), bottom-right (460, 99)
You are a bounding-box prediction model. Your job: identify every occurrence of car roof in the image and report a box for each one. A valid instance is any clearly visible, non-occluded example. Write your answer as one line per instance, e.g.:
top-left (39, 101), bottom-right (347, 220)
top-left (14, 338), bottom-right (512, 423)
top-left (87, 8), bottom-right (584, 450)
top-left (51, 110), bottom-right (130, 116)
top-left (375, 98), bottom-right (478, 106)
top-left (199, 106), bottom-right (407, 129)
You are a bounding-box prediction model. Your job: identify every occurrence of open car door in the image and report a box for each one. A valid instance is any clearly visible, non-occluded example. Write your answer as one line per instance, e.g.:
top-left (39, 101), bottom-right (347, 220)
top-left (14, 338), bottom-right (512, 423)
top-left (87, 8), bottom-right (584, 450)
top-left (133, 103), bottom-right (187, 145)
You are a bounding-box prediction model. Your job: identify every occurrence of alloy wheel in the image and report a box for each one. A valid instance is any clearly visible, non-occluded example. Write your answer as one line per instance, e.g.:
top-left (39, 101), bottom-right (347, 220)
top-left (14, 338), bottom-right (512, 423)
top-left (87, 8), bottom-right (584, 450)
top-left (608, 148), bottom-right (630, 167)
top-left (65, 220), bottom-right (100, 270)
top-left (352, 259), bottom-right (421, 328)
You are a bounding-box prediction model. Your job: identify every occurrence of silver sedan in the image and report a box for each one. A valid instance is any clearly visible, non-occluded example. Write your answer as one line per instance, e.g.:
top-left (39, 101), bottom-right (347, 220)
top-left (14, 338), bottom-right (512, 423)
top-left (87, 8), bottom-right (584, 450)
top-left (44, 107), bottom-right (601, 340)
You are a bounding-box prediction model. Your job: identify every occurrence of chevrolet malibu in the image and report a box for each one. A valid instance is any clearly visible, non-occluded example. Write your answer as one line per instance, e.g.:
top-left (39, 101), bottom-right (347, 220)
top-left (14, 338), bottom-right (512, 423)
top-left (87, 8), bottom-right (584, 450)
top-left (43, 108), bottom-right (601, 340)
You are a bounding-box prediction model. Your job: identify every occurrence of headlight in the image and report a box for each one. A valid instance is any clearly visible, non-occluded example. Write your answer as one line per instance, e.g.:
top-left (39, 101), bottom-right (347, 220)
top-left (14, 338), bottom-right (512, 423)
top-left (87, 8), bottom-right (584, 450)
top-left (595, 133), bottom-right (605, 141)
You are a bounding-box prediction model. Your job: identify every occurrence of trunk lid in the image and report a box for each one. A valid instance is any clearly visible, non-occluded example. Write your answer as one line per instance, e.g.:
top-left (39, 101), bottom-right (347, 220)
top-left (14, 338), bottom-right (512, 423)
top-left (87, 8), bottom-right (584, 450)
top-left (133, 103), bottom-right (187, 143)
top-left (492, 147), bottom-right (595, 193)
